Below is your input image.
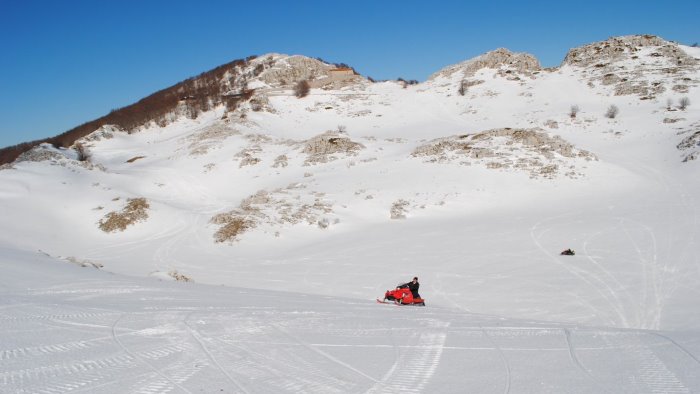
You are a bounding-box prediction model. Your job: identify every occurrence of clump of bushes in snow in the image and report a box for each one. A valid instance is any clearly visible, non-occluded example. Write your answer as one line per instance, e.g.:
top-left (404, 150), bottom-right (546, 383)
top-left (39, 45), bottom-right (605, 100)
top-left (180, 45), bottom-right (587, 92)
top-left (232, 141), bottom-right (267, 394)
top-left (605, 104), bottom-right (619, 119)
top-left (294, 80), bottom-right (310, 98)
top-left (211, 215), bottom-right (255, 243)
top-left (74, 143), bottom-right (91, 162)
top-left (98, 198), bottom-right (150, 232)
top-left (569, 105), bottom-right (580, 119)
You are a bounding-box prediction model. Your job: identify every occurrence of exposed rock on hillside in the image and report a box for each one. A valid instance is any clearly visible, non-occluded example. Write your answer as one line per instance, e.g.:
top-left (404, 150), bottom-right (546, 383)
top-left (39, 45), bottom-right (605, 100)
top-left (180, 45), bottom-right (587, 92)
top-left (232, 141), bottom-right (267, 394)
top-left (11, 143), bottom-right (106, 171)
top-left (563, 35), bottom-right (696, 68)
top-left (563, 35), bottom-right (699, 99)
top-left (211, 187), bottom-right (335, 243)
top-left (301, 132), bottom-right (365, 165)
top-left (82, 125), bottom-right (119, 142)
top-left (412, 128), bottom-right (596, 179)
top-left (430, 48), bottom-right (542, 80)
top-left (185, 124), bottom-right (240, 155)
top-left (257, 55), bottom-right (332, 87)
top-left (15, 144), bottom-right (65, 163)
top-left (678, 124), bottom-right (700, 162)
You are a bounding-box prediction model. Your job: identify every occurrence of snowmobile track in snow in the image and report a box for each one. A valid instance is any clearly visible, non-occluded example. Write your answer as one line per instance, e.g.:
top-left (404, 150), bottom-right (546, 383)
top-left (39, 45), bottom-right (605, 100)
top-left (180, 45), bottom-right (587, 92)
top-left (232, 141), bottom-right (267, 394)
top-left (368, 320), bottom-right (448, 394)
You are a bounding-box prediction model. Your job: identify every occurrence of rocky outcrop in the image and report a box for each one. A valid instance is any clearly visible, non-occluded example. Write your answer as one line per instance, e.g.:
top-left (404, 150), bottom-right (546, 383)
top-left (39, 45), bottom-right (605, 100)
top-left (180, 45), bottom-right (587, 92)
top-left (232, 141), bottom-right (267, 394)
top-left (563, 35), bottom-right (696, 68)
top-left (563, 35), bottom-right (699, 99)
top-left (412, 128), bottom-right (596, 179)
top-left (210, 188), bottom-right (335, 243)
top-left (15, 144), bottom-right (65, 163)
top-left (301, 131), bottom-right (365, 165)
top-left (677, 123), bottom-right (700, 162)
top-left (257, 55), bottom-right (332, 87)
top-left (185, 124), bottom-right (240, 156)
top-left (430, 48), bottom-right (542, 80)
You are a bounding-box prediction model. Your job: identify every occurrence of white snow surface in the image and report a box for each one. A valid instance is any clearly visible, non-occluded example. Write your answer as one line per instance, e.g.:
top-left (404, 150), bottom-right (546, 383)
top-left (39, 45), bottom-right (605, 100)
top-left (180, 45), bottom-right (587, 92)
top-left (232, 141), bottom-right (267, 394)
top-left (2, 40), bottom-right (700, 392)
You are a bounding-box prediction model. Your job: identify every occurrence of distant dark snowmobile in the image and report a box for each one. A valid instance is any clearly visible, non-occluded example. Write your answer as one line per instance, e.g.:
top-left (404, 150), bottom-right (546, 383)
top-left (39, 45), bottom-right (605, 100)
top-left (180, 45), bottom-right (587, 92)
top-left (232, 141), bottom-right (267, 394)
top-left (561, 248), bottom-right (575, 256)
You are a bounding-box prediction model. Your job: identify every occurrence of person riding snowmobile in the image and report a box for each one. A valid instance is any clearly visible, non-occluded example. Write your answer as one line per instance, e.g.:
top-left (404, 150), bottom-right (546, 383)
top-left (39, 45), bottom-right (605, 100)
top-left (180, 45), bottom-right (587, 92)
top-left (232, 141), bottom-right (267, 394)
top-left (406, 277), bottom-right (420, 299)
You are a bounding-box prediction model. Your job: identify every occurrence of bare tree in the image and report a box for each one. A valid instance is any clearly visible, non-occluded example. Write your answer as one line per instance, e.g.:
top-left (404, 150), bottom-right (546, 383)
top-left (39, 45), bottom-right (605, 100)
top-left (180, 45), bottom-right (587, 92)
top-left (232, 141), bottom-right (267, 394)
top-left (74, 143), bottom-right (91, 162)
top-left (569, 105), bottom-right (579, 119)
top-left (666, 98), bottom-right (674, 111)
top-left (294, 80), bottom-right (310, 98)
top-left (605, 104), bottom-right (619, 119)
top-left (679, 97), bottom-right (690, 110)
top-left (458, 81), bottom-right (467, 96)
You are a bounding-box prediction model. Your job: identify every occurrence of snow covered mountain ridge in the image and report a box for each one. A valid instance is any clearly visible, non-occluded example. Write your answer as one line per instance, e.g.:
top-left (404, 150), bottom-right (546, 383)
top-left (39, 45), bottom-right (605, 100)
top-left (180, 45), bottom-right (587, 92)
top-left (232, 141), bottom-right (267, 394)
top-left (1, 34), bottom-right (700, 333)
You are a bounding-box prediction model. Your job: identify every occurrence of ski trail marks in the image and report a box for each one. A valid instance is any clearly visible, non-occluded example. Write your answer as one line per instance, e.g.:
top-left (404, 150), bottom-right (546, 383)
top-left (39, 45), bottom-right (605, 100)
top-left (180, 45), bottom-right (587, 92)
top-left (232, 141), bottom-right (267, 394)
top-left (632, 341), bottom-right (690, 393)
top-left (110, 313), bottom-right (192, 394)
top-left (183, 313), bottom-right (251, 394)
top-left (367, 320), bottom-right (448, 394)
top-left (531, 215), bottom-right (630, 327)
top-left (482, 328), bottom-right (511, 394)
top-left (273, 323), bottom-right (379, 384)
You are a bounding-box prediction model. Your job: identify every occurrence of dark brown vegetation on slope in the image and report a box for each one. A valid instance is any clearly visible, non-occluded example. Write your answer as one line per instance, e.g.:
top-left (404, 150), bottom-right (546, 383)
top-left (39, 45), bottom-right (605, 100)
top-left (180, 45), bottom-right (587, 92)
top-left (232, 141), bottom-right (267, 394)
top-left (0, 56), bottom-right (258, 165)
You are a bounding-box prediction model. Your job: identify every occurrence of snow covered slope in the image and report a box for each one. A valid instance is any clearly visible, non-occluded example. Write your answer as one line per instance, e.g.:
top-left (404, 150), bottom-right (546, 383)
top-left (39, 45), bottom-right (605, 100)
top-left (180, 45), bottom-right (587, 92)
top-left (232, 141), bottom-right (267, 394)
top-left (2, 248), bottom-right (699, 393)
top-left (1, 34), bottom-right (700, 392)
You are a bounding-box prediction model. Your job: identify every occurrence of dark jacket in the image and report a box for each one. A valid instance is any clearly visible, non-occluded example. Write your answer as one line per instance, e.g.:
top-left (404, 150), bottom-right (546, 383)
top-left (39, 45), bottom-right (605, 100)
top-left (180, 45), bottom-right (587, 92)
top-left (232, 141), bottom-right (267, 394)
top-left (407, 280), bottom-right (420, 298)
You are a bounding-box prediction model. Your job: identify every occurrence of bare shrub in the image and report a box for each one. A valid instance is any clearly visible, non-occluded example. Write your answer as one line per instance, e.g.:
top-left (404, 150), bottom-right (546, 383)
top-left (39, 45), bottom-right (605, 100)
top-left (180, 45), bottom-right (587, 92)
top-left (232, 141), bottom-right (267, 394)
top-left (294, 80), bottom-right (310, 98)
top-left (391, 199), bottom-right (410, 219)
top-left (666, 98), bottom-right (674, 111)
top-left (317, 218), bottom-right (330, 229)
top-left (98, 198), bottom-right (150, 232)
top-left (679, 97), bottom-right (690, 110)
top-left (605, 105), bottom-right (619, 119)
top-left (458, 81), bottom-right (467, 96)
top-left (569, 105), bottom-right (579, 119)
top-left (74, 143), bottom-right (91, 162)
top-left (397, 77), bottom-right (418, 88)
top-left (272, 154), bottom-right (288, 168)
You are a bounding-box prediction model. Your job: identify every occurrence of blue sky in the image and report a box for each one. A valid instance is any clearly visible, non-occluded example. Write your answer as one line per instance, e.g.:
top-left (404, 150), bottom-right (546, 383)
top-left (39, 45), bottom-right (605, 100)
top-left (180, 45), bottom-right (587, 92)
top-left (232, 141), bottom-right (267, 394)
top-left (1, 0), bottom-right (698, 148)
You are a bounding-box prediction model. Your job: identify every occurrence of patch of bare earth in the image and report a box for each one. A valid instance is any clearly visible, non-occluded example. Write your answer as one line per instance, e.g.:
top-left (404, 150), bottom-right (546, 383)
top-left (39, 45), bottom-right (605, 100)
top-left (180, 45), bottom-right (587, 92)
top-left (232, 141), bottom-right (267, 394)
top-left (98, 198), bottom-right (150, 232)
top-left (126, 156), bottom-right (146, 163)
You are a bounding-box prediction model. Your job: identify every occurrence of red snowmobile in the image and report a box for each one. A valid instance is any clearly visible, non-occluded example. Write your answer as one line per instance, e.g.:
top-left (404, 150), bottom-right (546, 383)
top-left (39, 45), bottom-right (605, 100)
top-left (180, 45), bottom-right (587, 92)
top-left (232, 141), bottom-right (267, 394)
top-left (378, 284), bottom-right (425, 306)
